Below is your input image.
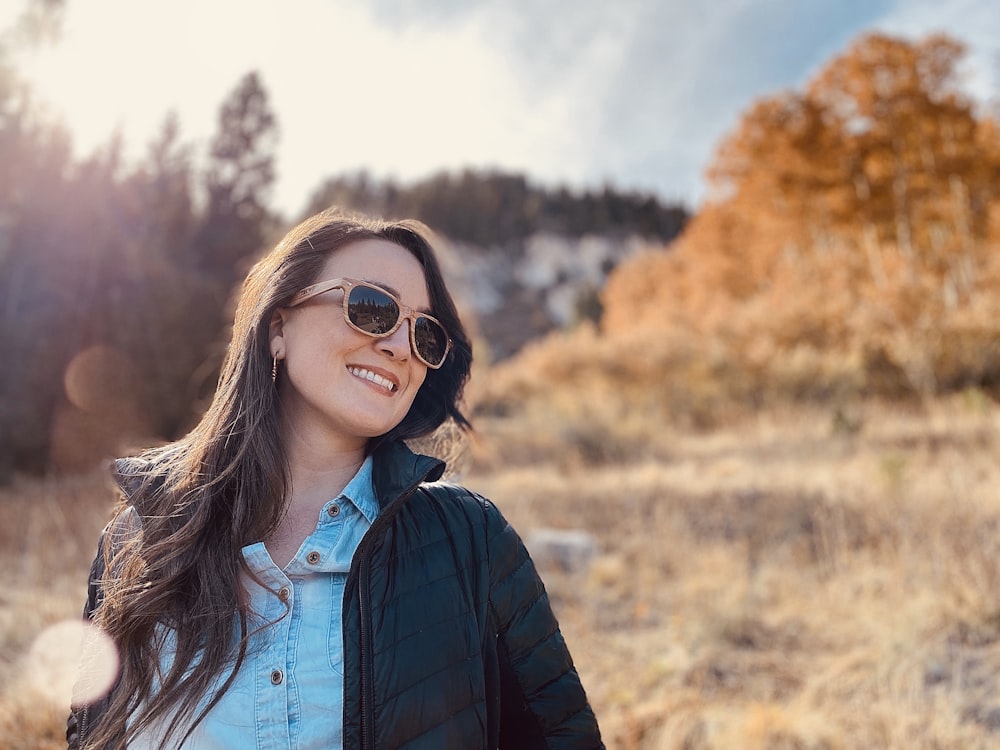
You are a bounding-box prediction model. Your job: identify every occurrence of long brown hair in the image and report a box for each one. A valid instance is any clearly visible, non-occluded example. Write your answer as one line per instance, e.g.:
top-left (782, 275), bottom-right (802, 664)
top-left (85, 210), bottom-right (473, 748)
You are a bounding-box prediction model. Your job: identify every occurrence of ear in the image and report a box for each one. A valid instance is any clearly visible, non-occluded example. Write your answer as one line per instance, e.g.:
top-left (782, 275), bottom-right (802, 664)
top-left (269, 308), bottom-right (288, 358)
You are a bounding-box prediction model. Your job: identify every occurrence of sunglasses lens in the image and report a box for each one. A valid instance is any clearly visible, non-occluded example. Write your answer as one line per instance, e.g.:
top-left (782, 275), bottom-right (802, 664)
top-left (346, 283), bottom-right (449, 367)
top-left (347, 286), bottom-right (400, 334)
top-left (413, 317), bottom-right (449, 367)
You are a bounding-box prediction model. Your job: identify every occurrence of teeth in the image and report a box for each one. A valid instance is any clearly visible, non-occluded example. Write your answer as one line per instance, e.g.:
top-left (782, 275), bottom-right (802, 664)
top-left (349, 367), bottom-right (396, 392)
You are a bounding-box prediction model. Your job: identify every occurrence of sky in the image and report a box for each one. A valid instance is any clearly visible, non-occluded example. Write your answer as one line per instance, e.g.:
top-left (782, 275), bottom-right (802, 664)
top-left (3, 0), bottom-right (999, 218)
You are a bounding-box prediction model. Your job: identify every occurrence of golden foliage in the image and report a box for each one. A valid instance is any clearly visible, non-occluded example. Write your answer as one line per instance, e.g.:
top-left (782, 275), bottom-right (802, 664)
top-left (603, 32), bottom-right (1000, 400)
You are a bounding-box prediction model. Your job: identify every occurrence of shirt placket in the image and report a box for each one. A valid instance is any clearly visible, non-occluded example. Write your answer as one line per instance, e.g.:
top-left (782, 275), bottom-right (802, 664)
top-left (254, 565), bottom-right (295, 750)
top-left (236, 457), bottom-right (373, 750)
top-left (278, 500), bottom-right (348, 749)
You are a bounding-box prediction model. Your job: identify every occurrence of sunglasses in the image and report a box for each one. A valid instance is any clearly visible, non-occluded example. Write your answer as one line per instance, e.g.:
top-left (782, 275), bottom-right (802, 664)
top-left (287, 277), bottom-right (452, 369)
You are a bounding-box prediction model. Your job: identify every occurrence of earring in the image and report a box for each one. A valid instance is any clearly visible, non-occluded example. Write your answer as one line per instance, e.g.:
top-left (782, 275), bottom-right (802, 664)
top-left (272, 356), bottom-right (279, 384)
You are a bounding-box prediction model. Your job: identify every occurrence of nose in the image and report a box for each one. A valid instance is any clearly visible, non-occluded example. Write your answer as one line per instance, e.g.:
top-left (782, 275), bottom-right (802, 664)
top-left (378, 320), bottom-right (412, 361)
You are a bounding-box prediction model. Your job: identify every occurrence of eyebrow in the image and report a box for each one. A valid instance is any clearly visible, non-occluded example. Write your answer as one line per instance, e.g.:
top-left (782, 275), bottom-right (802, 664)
top-left (361, 279), bottom-right (433, 314)
top-left (363, 279), bottom-right (400, 296)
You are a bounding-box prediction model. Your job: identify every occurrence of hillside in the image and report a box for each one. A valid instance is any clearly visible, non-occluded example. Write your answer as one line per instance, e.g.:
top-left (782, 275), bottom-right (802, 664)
top-left (4, 396), bottom-right (999, 748)
top-left (303, 168), bottom-right (690, 360)
top-left (465, 394), bottom-right (1000, 748)
top-left (436, 231), bottom-right (661, 360)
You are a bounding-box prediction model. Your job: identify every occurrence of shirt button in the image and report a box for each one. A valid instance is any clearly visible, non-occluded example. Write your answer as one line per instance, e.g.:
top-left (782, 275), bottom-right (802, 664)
top-left (327, 503), bottom-right (341, 517)
top-left (307, 551), bottom-right (321, 565)
top-left (270, 669), bottom-right (283, 685)
top-left (278, 587), bottom-right (290, 602)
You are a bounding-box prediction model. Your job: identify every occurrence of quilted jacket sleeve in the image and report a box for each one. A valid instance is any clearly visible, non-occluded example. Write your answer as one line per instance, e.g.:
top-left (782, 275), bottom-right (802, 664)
top-left (66, 507), bottom-right (136, 749)
top-left (66, 531), bottom-right (110, 749)
top-left (482, 498), bottom-right (604, 750)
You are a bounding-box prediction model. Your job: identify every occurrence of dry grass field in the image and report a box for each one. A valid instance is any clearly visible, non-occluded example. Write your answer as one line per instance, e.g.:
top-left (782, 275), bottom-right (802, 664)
top-left (2, 392), bottom-right (999, 749)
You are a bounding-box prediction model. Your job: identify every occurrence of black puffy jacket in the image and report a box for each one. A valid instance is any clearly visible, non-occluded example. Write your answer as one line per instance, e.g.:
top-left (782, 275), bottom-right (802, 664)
top-left (68, 440), bottom-right (604, 749)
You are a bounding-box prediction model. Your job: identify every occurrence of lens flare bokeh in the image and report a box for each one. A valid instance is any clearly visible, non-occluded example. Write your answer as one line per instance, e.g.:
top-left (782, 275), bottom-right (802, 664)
top-left (27, 620), bottom-right (119, 707)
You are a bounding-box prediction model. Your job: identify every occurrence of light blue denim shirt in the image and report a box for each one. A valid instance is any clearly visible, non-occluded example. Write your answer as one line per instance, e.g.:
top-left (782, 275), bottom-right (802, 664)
top-left (129, 456), bottom-right (378, 750)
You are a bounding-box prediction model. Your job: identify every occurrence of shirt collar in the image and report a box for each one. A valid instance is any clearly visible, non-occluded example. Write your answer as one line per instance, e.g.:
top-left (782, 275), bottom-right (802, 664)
top-left (339, 455), bottom-right (379, 524)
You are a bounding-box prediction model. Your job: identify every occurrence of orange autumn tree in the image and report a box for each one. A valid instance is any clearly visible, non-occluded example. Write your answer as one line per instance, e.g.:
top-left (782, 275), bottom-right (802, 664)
top-left (604, 32), bottom-right (1000, 397)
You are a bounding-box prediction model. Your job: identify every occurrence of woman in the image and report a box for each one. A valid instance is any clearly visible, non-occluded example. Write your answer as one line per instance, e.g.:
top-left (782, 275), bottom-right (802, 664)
top-left (67, 210), bottom-right (603, 749)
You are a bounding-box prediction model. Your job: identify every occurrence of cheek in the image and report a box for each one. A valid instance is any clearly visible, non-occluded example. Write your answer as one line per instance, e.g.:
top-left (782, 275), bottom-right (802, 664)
top-left (294, 322), bottom-right (355, 361)
top-left (400, 370), bottom-right (428, 410)
top-left (412, 366), bottom-right (428, 390)
top-left (411, 365), bottom-right (430, 393)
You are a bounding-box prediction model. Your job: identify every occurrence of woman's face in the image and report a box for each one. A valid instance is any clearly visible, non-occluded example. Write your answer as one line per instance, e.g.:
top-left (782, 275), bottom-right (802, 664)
top-left (270, 238), bottom-right (432, 451)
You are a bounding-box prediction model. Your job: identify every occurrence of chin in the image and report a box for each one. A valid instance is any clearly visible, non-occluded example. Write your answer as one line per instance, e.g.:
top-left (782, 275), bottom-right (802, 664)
top-left (348, 414), bottom-right (407, 440)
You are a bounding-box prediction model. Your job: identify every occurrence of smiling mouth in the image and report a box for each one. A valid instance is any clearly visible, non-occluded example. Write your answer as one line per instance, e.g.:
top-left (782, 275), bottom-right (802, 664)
top-left (348, 367), bottom-right (398, 393)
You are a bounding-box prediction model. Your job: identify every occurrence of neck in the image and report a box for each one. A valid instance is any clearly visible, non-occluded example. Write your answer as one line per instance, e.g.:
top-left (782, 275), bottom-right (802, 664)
top-left (265, 427), bottom-right (367, 567)
top-left (280, 417), bottom-right (368, 518)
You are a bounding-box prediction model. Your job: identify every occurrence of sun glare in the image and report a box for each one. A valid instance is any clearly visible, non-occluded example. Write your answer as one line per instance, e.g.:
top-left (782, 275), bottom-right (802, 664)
top-left (8, 0), bottom-right (597, 215)
top-left (26, 620), bottom-right (119, 707)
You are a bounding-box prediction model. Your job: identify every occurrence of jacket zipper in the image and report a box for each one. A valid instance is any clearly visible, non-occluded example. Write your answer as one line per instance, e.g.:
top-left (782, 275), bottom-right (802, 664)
top-left (356, 481), bottom-right (425, 750)
top-left (358, 542), bottom-right (373, 749)
top-left (77, 704), bottom-right (91, 747)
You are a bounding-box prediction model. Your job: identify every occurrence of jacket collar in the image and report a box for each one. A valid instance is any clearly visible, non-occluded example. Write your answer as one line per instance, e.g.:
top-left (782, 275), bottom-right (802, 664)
top-left (111, 457), bottom-right (142, 499)
top-left (110, 454), bottom-right (168, 514)
top-left (111, 440), bottom-right (446, 513)
top-left (370, 439), bottom-right (446, 511)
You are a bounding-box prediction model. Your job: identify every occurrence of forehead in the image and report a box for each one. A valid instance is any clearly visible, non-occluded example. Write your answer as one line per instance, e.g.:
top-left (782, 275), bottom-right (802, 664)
top-left (318, 239), bottom-right (430, 306)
